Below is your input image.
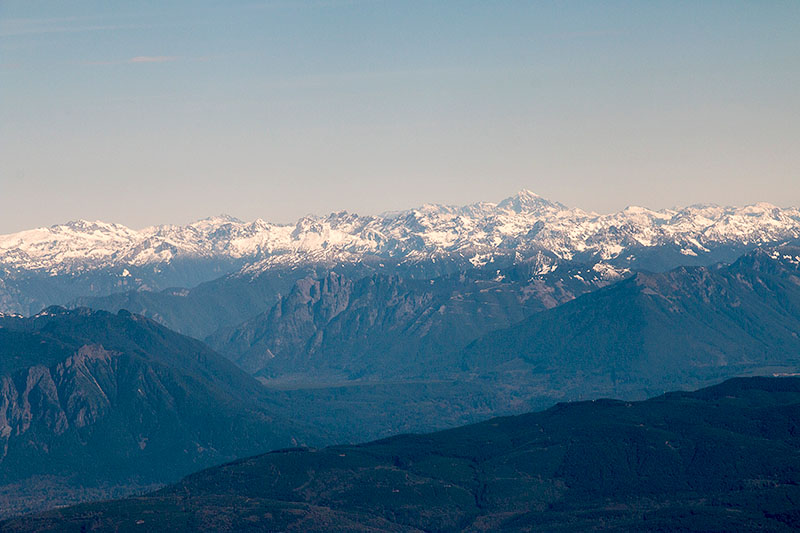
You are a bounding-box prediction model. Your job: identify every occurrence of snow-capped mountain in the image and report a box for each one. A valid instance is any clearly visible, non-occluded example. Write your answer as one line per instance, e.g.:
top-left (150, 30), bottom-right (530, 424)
top-left (2, 190), bottom-right (799, 277)
top-left (0, 216), bottom-right (280, 273)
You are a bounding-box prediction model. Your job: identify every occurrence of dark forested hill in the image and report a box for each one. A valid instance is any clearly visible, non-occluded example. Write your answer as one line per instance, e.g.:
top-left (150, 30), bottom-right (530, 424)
top-left (0, 308), bottom-right (314, 518)
top-left (6, 376), bottom-right (799, 532)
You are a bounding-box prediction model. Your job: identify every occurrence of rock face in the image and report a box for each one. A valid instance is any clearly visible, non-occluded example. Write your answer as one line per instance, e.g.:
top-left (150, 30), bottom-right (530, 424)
top-left (5, 377), bottom-right (799, 532)
top-left (2, 191), bottom-right (799, 314)
top-left (208, 266), bottom-right (604, 379)
top-left (0, 308), bottom-right (313, 518)
top-left (0, 344), bottom-right (116, 460)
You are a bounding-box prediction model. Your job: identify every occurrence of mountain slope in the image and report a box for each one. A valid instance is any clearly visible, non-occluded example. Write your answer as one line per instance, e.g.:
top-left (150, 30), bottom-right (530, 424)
top-left (0, 308), bottom-right (313, 518)
top-left (73, 250), bottom-right (616, 342)
top-left (464, 247), bottom-right (800, 397)
top-left (6, 377), bottom-right (799, 532)
top-left (208, 264), bottom-right (607, 379)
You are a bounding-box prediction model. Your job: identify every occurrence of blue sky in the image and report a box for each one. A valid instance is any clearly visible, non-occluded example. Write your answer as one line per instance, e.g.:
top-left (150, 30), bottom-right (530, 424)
top-left (1, 1), bottom-right (798, 232)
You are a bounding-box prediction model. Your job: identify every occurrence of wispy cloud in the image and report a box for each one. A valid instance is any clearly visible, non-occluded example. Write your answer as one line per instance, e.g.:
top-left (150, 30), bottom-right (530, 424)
top-left (129, 56), bottom-right (178, 63)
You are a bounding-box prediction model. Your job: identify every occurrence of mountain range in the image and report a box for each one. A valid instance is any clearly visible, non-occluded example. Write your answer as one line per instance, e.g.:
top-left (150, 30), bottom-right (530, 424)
top-left (5, 376), bottom-right (798, 532)
top-left (42, 245), bottom-right (800, 432)
top-left (2, 192), bottom-right (800, 525)
top-left (2, 191), bottom-right (799, 315)
top-left (168, 247), bottom-right (800, 394)
top-left (58, 246), bottom-right (800, 450)
top-left (208, 246), bottom-right (800, 448)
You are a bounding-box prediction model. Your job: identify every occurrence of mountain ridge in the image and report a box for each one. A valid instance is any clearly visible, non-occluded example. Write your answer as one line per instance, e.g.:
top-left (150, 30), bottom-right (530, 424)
top-left (2, 191), bottom-right (798, 277)
top-left (462, 246), bottom-right (800, 397)
top-left (4, 190), bottom-right (798, 317)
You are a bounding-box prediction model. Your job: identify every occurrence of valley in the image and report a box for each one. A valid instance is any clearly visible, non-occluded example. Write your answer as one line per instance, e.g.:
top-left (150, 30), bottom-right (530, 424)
top-left (4, 376), bottom-right (798, 532)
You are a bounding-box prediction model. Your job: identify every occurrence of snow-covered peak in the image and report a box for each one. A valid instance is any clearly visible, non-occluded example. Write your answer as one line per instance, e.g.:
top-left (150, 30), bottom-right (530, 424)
top-left (1, 193), bottom-right (799, 276)
top-left (497, 189), bottom-right (566, 214)
top-left (190, 214), bottom-right (244, 228)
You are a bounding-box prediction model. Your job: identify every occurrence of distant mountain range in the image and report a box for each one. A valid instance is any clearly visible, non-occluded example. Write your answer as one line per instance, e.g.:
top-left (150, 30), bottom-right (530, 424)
top-left (207, 269), bottom-right (558, 378)
top-left (62, 246), bottom-right (800, 425)
top-left (5, 376), bottom-right (799, 532)
top-left (2, 190), bottom-right (799, 314)
top-left (55, 246), bottom-right (800, 456)
top-left (111, 247), bottom-right (800, 391)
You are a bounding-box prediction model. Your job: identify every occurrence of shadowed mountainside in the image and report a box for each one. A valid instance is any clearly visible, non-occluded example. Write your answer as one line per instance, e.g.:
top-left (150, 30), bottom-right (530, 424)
top-left (5, 376), bottom-right (799, 532)
top-left (208, 265), bottom-right (605, 380)
top-left (462, 247), bottom-right (800, 398)
top-left (0, 308), bottom-right (315, 518)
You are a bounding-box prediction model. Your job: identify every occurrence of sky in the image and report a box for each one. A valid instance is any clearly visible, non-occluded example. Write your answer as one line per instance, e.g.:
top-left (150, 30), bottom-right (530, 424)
top-left (1, 1), bottom-right (798, 233)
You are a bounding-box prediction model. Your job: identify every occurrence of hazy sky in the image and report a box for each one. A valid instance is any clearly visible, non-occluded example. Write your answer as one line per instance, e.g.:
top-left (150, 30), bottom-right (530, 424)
top-left (1, 1), bottom-right (798, 233)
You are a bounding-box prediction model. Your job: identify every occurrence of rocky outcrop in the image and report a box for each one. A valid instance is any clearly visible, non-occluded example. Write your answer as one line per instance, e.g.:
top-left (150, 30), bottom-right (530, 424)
top-left (208, 268), bottom-right (591, 379)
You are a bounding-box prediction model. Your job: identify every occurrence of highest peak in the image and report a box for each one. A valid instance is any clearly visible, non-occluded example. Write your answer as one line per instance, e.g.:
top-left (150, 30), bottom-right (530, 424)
top-left (517, 188), bottom-right (541, 199)
top-left (497, 189), bottom-right (566, 213)
top-left (180, 214), bottom-right (245, 232)
top-left (505, 189), bottom-right (544, 202)
top-left (196, 214), bottom-right (243, 225)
